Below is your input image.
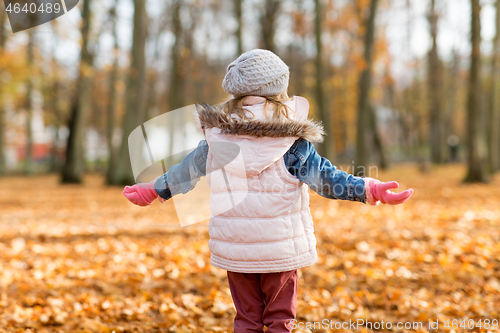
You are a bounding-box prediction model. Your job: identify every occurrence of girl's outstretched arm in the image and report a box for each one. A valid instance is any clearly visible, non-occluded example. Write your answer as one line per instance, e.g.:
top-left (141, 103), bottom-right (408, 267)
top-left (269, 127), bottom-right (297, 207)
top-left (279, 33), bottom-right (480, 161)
top-left (123, 140), bottom-right (209, 206)
top-left (285, 138), bottom-right (413, 205)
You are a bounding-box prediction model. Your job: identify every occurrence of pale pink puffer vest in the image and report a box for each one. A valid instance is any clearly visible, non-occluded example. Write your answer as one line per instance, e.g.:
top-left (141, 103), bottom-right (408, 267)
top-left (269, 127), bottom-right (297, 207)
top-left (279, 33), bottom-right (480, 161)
top-left (197, 96), bottom-right (324, 273)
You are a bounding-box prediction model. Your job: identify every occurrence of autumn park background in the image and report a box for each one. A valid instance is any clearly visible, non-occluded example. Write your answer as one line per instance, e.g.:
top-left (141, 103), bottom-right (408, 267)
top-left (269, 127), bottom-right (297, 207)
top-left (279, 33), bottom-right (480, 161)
top-left (0, 0), bottom-right (500, 332)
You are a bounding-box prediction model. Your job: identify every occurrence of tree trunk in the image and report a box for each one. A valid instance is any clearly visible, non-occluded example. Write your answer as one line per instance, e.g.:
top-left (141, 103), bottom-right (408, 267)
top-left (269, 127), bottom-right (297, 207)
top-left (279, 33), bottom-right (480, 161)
top-left (61, 0), bottom-right (93, 183)
top-left (25, 31), bottom-right (35, 175)
top-left (145, 37), bottom-right (162, 120)
top-left (0, 9), bottom-right (7, 175)
top-left (488, 0), bottom-right (500, 173)
top-left (444, 49), bottom-right (460, 161)
top-left (165, 0), bottom-right (183, 168)
top-left (338, 83), bottom-right (349, 155)
top-left (234, 0), bottom-right (243, 55)
top-left (464, 0), bottom-right (489, 183)
top-left (354, 0), bottom-right (379, 176)
top-left (48, 30), bottom-right (64, 173)
top-left (368, 104), bottom-right (388, 169)
top-left (50, 94), bottom-right (61, 172)
top-left (260, 0), bottom-right (280, 52)
top-left (109, 0), bottom-right (148, 185)
top-left (428, 0), bottom-right (445, 164)
top-left (314, 0), bottom-right (335, 162)
top-left (169, 0), bottom-right (183, 111)
top-left (105, 0), bottom-right (120, 184)
top-left (403, 0), bottom-right (419, 161)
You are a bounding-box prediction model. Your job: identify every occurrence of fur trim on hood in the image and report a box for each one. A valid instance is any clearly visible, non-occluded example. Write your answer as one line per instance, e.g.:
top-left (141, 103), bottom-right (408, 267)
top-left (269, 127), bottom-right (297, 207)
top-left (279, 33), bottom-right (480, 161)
top-left (194, 103), bottom-right (325, 143)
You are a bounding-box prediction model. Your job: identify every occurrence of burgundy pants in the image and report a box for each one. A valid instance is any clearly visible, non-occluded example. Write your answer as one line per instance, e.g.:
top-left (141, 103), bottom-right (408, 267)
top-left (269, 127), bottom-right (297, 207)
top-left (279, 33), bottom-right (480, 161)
top-left (227, 269), bottom-right (298, 333)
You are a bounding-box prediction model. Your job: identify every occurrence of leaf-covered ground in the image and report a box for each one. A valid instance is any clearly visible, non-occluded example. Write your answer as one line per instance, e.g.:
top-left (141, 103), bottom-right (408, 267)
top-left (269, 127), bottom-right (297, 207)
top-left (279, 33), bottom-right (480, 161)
top-left (0, 164), bottom-right (499, 332)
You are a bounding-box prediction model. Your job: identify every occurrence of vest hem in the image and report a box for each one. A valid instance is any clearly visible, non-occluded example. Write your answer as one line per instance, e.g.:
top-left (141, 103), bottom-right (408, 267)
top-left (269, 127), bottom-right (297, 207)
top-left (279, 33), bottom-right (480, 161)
top-left (210, 251), bottom-right (318, 273)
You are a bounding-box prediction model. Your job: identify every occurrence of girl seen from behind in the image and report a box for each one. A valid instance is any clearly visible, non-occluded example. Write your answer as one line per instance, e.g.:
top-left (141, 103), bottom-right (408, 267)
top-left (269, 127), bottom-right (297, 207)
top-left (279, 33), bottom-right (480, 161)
top-left (123, 49), bottom-right (413, 332)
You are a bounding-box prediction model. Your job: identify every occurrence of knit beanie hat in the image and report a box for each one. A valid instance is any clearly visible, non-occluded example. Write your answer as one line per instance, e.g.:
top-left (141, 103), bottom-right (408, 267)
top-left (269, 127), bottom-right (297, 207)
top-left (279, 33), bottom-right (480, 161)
top-left (222, 49), bottom-right (290, 97)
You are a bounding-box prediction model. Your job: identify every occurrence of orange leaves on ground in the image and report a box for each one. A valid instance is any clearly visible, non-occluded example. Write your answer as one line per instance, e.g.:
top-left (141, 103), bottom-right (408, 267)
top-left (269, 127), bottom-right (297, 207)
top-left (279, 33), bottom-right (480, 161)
top-left (0, 164), bottom-right (500, 332)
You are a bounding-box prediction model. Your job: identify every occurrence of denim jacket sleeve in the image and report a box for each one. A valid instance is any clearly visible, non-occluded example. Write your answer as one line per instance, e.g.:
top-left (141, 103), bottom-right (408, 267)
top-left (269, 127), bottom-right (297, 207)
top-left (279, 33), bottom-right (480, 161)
top-left (154, 140), bottom-right (209, 200)
top-left (284, 138), bottom-right (366, 203)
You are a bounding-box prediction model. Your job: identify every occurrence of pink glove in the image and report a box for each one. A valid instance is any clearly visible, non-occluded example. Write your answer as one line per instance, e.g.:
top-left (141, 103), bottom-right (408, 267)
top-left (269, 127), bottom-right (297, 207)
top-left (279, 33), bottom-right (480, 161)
top-left (365, 178), bottom-right (414, 205)
top-left (123, 180), bottom-right (158, 206)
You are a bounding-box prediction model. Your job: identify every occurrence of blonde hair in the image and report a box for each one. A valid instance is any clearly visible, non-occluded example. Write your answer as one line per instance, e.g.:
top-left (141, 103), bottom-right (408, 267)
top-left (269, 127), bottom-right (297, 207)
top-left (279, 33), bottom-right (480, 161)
top-left (221, 92), bottom-right (295, 121)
